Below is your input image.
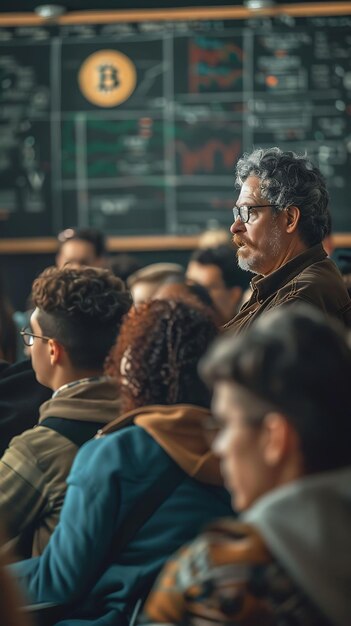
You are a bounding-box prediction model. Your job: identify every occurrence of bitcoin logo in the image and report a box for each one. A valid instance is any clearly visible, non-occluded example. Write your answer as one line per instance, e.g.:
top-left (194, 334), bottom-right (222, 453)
top-left (78, 50), bottom-right (136, 107)
top-left (98, 65), bottom-right (120, 92)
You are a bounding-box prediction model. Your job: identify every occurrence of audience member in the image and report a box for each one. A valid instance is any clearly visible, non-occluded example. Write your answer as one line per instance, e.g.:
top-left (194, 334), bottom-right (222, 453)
top-left (109, 253), bottom-right (142, 284)
top-left (197, 227), bottom-right (230, 249)
top-left (13, 227), bottom-right (108, 359)
top-left (127, 262), bottom-right (184, 305)
top-left (56, 227), bottom-right (107, 268)
top-left (10, 300), bottom-right (233, 625)
top-left (143, 304), bottom-right (351, 626)
top-left (226, 147), bottom-right (351, 332)
top-left (153, 280), bottom-right (219, 324)
top-left (0, 266), bottom-right (131, 557)
top-left (0, 271), bottom-right (17, 363)
top-left (186, 245), bottom-right (247, 324)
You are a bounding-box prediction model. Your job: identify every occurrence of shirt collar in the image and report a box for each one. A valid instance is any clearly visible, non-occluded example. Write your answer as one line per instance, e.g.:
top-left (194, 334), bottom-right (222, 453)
top-left (250, 243), bottom-right (327, 302)
top-left (52, 375), bottom-right (111, 399)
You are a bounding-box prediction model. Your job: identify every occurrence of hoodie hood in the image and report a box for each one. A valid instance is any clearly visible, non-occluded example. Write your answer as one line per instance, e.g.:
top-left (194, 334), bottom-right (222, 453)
top-left (100, 404), bottom-right (223, 486)
top-left (39, 378), bottom-right (120, 425)
top-left (244, 466), bottom-right (351, 626)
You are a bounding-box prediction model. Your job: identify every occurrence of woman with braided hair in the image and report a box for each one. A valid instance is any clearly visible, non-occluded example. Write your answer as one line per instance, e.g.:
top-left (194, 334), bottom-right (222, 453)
top-left (10, 299), bottom-right (233, 626)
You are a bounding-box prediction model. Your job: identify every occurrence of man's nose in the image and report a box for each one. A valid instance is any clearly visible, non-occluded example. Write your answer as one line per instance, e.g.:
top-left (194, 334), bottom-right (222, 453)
top-left (230, 216), bottom-right (245, 234)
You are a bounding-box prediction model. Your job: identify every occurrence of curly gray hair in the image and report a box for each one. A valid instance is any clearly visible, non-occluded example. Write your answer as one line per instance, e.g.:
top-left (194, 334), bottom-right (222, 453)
top-left (235, 147), bottom-right (331, 246)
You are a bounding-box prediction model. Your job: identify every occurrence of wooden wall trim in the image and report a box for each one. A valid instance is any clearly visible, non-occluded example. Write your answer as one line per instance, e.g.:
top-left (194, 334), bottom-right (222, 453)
top-left (0, 3), bottom-right (351, 26)
top-left (0, 234), bottom-right (350, 254)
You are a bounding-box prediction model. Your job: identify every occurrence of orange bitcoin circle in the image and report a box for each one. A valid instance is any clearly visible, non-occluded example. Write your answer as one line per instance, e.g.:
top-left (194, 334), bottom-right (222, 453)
top-left (78, 50), bottom-right (137, 108)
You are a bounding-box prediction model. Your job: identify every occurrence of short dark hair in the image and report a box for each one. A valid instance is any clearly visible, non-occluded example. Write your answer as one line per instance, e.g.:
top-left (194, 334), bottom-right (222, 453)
top-left (108, 299), bottom-right (218, 412)
top-left (110, 254), bottom-right (142, 284)
top-left (201, 304), bottom-right (351, 474)
top-left (189, 245), bottom-right (248, 289)
top-left (235, 147), bottom-right (331, 247)
top-left (32, 266), bottom-right (132, 369)
top-left (57, 227), bottom-right (106, 258)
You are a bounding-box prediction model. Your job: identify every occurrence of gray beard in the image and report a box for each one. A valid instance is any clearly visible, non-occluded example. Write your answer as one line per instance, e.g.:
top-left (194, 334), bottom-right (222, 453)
top-left (237, 255), bottom-right (258, 274)
top-left (237, 220), bottom-right (282, 275)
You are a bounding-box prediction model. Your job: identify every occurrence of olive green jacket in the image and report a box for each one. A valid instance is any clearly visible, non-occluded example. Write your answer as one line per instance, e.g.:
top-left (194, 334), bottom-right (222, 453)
top-left (0, 378), bottom-right (120, 556)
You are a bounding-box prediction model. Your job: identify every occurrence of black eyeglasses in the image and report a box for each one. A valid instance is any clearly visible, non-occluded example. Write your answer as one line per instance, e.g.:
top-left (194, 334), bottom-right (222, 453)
top-left (20, 328), bottom-right (51, 347)
top-left (232, 204), bottom-right (279, 224)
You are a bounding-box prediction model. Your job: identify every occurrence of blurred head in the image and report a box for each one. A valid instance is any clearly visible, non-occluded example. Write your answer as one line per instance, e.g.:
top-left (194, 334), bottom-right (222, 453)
top-left (231, 148), bottom-right (331, 276)
top-left (198, 227), bottom-right (230, 249)
top-left (108, 300), bottom-right (218, 413)
top-left (109, 254), bottom-right (142, 284)
top-left (153, 280), bottom-right (220, 325)
top-left (56, 227), bottom-right (106, 268)
top-left (27, 266), bottom-right (132, 388)
top-left (127, 263), bottom-right (185, 306)
top-left (186, 246), bottom-right (246, 323)
top-left (201, 304), bottom-right (351, 511)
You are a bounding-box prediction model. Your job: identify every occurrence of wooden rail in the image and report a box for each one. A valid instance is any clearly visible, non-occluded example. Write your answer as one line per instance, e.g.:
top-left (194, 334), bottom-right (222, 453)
top-left (0, 3), bottom-right (351, 26)
top-left (0, 234), bottom-right (350, 254)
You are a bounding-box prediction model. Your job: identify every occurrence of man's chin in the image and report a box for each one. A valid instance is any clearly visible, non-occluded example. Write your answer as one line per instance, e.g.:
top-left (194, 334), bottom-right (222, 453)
top-left (237, 249), bottom-right (255, 273)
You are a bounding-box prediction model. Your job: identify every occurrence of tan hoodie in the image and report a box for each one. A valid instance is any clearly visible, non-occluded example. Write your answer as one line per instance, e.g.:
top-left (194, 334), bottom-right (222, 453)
top-left (99, 404), bottom-right (223, 487)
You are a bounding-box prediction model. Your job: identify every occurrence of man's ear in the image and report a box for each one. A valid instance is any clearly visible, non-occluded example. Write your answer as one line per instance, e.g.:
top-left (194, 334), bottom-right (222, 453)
top-left (285, 205), bottom-right (300, 234)
top-left (260, 412), bottom-right (297, 467)
top-left (47, 338), bottom-right (64, 366)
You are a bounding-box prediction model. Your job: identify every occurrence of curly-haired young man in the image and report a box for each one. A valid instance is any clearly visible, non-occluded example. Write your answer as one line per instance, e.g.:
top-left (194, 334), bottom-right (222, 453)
top-left (0, 266), bottom-right (131, 557)
top-left (227, 147), bottom-right (351, 331)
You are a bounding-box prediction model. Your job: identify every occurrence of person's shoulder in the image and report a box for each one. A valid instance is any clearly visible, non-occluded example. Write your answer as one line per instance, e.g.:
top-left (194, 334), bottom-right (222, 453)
top-left (71, 425), bottom-right (160, 481)
top-left (296, 256), bottom-right (348, 295)
top-left (143, 519), bottom-right (269, 623)
top-left (1, 424), bottom-right (76, 469)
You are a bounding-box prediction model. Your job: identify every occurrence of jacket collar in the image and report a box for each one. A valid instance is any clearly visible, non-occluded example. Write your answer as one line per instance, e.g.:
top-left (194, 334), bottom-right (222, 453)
top-left (250, 243), bottom-right (327, 302)
top-left (98, 404), bottom-right (224, 486)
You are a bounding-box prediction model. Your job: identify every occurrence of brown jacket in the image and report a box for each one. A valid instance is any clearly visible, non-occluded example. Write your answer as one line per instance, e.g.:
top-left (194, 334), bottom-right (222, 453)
top-left (226, 244), bottom-right (351, 334)
top-left (143, 519), bottom-right (332, 626)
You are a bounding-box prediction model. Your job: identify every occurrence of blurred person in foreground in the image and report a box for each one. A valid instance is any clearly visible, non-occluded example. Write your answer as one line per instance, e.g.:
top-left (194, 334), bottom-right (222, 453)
top-left (10, 300), bottom-right (233, 625)
top-left (227, 147), bottom-right (351, 332)
top-left (142, 304), bottom-right (351, 626)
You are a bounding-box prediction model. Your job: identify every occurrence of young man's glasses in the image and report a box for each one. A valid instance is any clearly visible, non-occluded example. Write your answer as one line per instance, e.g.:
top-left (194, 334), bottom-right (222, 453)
top-left (232, 204), bottom-right (279, 224)
top-left (20, 328), bottom-right (51, 347)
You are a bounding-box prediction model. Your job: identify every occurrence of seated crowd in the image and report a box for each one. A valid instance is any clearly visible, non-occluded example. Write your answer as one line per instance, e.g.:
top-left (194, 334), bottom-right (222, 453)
top-left (0, 147), bottom-right (350, 626)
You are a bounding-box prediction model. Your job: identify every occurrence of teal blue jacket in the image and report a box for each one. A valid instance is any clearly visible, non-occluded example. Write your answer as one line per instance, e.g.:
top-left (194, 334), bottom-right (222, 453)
top-left (11, 406), bottom-right (233, 625)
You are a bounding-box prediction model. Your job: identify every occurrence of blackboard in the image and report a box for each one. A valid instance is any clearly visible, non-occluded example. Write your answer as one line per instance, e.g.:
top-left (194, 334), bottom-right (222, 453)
top-left (0, 11), bottom-right (351, 239)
